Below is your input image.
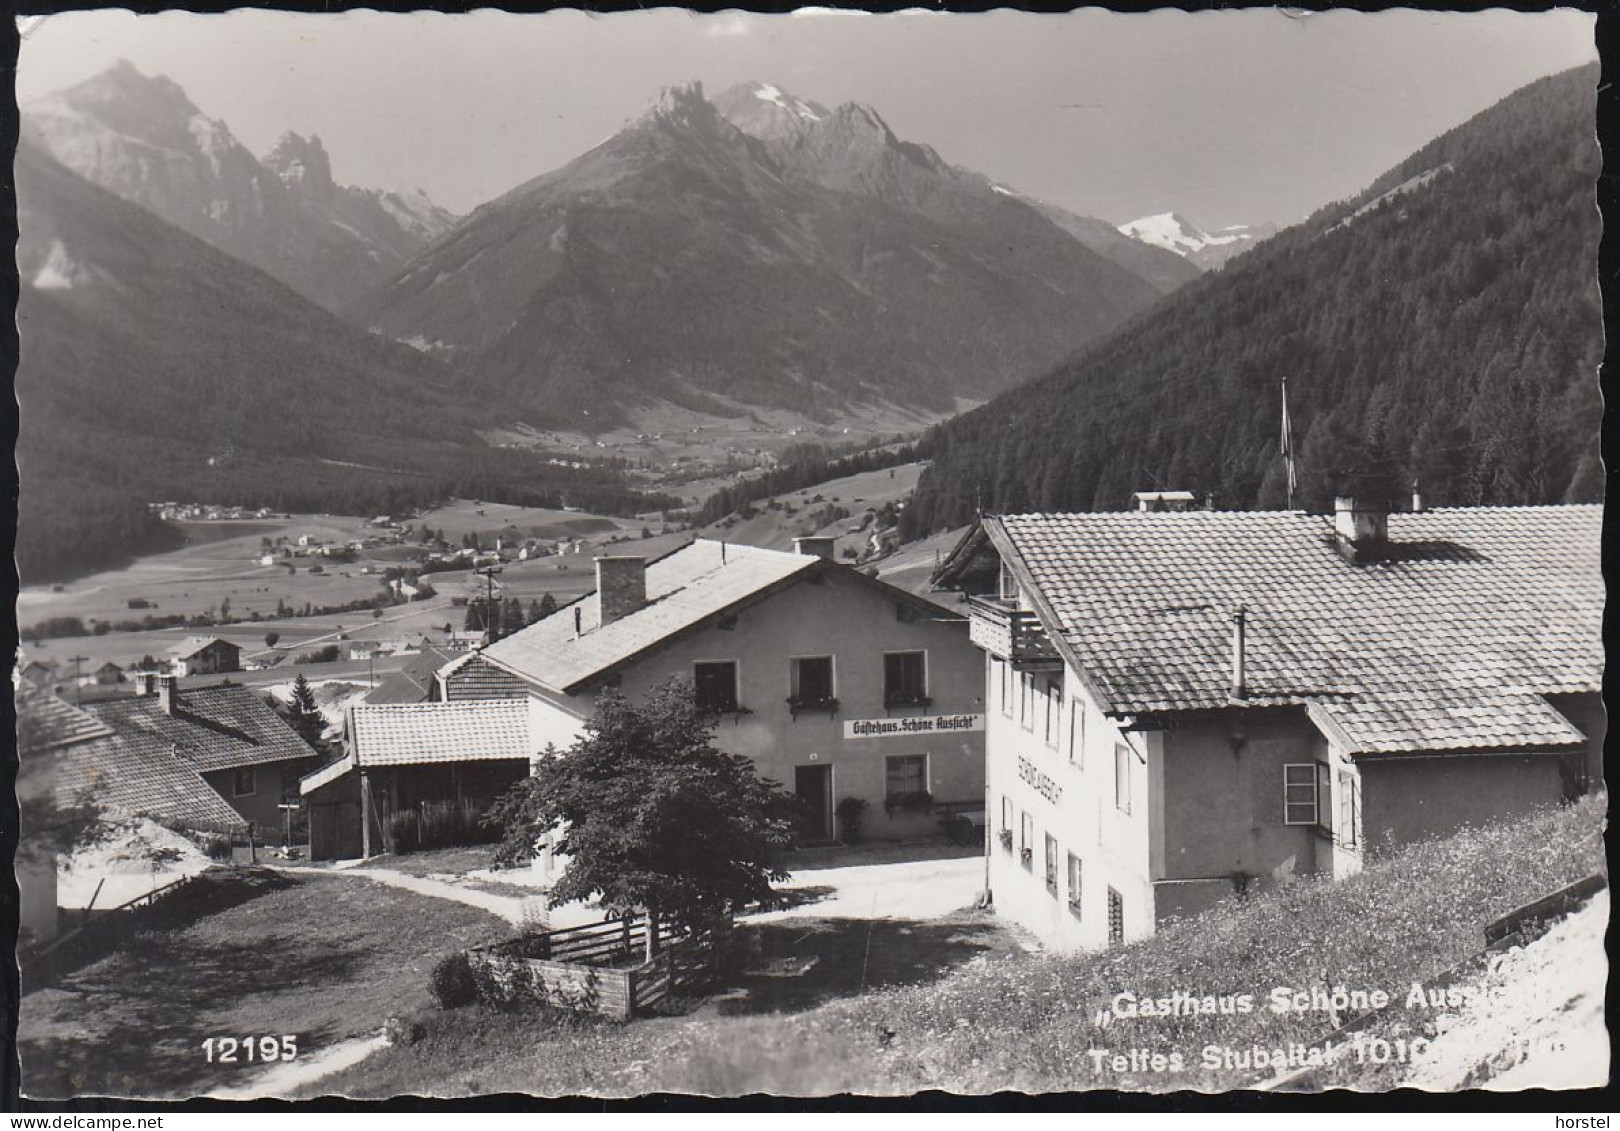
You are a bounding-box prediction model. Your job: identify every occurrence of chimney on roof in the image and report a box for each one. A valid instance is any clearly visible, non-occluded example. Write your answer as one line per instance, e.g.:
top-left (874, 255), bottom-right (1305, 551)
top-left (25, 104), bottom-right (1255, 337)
top-left (595, 556), bottom-right (647, 626)
top-left (1230, 605), bottom-right (1247, 699)
top-left (793, 535), bottom-right (838, 560)
top-left (133, 670), bottom-right (157, 697)
top-left (156, 673), bottom-right (179, 716)
top-left (1132, 490), bottom-right (1197, 513)
top-left (1332, 496), bottom-right (1389, 563)
top-left (1411, 480), bottom-right (1426, 514)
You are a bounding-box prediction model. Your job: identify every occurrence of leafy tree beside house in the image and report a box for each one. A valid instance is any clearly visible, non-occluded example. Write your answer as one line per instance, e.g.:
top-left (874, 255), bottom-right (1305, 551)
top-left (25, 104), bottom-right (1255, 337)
top-left (486, 678), bottom-right (799, 957)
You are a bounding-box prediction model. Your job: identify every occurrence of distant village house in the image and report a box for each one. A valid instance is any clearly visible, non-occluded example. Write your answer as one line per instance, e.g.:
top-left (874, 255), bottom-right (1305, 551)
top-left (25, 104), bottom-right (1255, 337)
top-left (169, 637), bottom-right (242, 677)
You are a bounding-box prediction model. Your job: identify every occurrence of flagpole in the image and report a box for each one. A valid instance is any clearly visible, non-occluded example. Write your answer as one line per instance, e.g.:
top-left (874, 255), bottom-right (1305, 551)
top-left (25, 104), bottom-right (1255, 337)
top-left (1281, 377), bottom-right (1296, 511)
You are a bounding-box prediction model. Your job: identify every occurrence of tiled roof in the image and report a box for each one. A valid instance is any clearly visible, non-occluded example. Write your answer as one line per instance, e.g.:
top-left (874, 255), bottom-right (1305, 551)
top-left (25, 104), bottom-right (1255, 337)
top-left (57, 686), bottom-right (317, 830)
top-left (987, 506), bottom-right (1602, 756)
top-left (481, 540), bottom-right (819, 692)
top-left (56, 732), bottom-right (250, 832)
top-left (364, 645), bottom-right (460, 704)
top-left (170, 636), bottom-right (238, 659)
top-left (349, 699), bottom-right (533, 766)
top-left (86, 685), bottom-right (318, 773)
top-left (16, 686), bottom-right (115, 749)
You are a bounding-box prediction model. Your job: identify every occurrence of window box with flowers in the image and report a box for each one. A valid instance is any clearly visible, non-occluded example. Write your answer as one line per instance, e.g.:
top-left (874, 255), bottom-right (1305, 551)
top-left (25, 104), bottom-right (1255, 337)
top-left (998, 827), bottom-right (1014, 852)
top-left (1019, 846), bottom-right (1034, 869)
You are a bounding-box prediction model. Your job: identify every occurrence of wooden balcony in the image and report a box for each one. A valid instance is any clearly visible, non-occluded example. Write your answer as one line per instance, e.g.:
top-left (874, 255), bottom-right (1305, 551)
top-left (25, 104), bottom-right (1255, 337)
top-left (968, 596), bottom-right (1061, 666)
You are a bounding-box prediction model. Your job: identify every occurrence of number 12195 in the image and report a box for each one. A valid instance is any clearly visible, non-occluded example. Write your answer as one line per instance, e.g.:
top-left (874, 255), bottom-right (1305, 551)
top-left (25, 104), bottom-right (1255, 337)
top-left (202, 1035), bottom-right (298, 1063)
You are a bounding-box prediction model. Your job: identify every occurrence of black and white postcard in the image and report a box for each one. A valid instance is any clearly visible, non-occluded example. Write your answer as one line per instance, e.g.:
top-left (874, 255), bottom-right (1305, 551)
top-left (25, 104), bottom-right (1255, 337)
top-left (9, 6), bottom-right (1607, 1105)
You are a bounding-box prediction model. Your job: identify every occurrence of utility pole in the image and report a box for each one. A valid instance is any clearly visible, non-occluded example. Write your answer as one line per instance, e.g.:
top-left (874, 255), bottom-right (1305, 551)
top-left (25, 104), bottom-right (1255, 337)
top-left (474, 565), bottom-right (503, 643)
top-left (68, 654), bottom-right (88, 704)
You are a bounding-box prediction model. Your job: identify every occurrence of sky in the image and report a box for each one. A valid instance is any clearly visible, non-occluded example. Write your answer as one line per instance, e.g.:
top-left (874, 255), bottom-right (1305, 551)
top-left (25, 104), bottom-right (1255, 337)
top-left (16, 7), bottom-right (1596, 229)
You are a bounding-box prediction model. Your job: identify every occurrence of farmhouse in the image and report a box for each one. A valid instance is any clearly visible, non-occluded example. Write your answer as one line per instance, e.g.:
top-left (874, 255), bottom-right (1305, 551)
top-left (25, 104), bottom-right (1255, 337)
top-left (94, 662), bottom-right (125, 685)
top-left (934, 500), bottom-right (1604, 951)
top-left (20, 659), bottom-right (58, 688)
top-left (60, 675), bottom-right (324, 836)
top-left (169, 636), bottom-right (242, 677)
top-left (304, 538), bottom-right (986, 857)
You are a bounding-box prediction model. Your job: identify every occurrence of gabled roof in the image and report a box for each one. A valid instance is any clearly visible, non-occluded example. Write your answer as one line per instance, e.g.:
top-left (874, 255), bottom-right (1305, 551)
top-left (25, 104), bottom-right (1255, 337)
top-left (963, 506), bottom-right (1602, 757)
top-left (56, 731), bottom-right (250, 832)
top-left (58, 685), bottom-right (320, 830)
top-left (16, 686), bottom-right (115, 749)
top-left (364, 644), bottom-right (460, 704)
top-left (170, 636), bottom-right (240, 659)
top-left (84, 684), bottom-right (318, 773)
top-left (480, 539), bottom-right (821, 693)
top-left (348, 699), bottom-right (532, 767)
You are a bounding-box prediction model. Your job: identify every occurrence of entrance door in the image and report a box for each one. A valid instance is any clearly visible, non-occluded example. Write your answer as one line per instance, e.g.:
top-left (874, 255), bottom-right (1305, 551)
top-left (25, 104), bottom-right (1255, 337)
top-left (794, 764), bottom-right (833, 841)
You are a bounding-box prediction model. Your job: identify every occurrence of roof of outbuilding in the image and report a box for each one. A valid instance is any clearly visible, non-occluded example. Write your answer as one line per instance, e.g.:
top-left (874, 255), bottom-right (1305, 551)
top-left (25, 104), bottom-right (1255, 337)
top-left (349, 699), bottom-right (533, 766)
top-left (480, 539), bottom-right (820, 692)
top-left (978, 506), bottom-right (1602, 756)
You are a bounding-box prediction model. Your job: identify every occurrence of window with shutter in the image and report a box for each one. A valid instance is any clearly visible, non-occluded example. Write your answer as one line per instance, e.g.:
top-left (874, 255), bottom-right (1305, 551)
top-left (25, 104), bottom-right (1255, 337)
top-left (1284, 763), bottom-right (1319, 825)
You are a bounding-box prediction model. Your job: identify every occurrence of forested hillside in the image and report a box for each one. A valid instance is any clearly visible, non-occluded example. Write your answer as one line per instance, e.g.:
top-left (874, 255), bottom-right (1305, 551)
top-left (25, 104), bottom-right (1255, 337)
top-left (903, 65), bottom-right (1602, 536)
top-left (13, 143), bottom-right (674, 583)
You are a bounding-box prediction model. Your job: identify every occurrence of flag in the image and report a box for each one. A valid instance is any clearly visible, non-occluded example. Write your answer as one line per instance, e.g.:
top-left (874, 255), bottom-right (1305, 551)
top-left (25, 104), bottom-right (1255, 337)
top-left (1280, 379), bottom-right (1297, 503)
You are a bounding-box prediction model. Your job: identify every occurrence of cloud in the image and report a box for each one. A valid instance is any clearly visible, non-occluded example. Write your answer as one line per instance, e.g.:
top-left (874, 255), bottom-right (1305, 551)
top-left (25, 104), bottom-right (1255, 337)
top-left (704, 14), bottom-right (752, 38)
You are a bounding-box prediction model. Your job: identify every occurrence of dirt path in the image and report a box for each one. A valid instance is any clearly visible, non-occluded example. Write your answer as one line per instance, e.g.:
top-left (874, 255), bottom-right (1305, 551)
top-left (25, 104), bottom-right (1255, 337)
top-left (206, 1032), bottom-right (392, 1100)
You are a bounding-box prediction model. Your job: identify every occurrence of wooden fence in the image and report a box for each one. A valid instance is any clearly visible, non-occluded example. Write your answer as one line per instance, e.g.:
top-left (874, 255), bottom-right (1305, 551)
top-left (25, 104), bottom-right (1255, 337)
top-left (20, 871), bottom-right (205, 984)
top-left (466, 915), bottom-right (722, 1021)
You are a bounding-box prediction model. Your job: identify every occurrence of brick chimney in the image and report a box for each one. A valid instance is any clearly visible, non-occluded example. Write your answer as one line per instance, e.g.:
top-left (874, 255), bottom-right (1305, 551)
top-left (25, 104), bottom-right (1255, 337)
top-left (1333, 496), bottom-right (1389, 563)
top-left (156, 673), bottom-right (179, 715)
top-left (793, 536), bottom-right (838, 560)
top-left (595, 557), bottom-right (647, 625)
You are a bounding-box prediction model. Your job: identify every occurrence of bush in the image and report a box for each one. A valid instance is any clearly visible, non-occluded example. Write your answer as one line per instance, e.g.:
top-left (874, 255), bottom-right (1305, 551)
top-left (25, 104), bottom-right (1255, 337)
top-left (429, 953), bottom-right (478, 1010)
top-left (387, 798), bottom-right (501, 855)
top-left (385, 1012), bottom-right (432, 1044)
top-left (202, 834), bottom-right (233, 861)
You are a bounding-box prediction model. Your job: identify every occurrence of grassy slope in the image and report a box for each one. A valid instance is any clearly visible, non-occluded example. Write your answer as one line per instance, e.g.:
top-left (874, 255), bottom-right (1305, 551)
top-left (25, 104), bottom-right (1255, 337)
top-left (311, 793), bottom-right (1605, 1097)
top-left (19, 872), bottom-right (507, 1100)
top-left (703, 462), bottom-right (925, 561)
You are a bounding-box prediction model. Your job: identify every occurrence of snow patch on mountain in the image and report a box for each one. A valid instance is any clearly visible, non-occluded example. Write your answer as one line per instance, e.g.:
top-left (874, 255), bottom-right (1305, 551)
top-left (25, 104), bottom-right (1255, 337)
top-left (753, 82), bottom-right (822, 122)
top-left (1120, 212), bottom-right (1240, 254)
top-left (1118, 211), bottom-right (1273, 270)
top-left (31, 239), bottom-right (87, 290)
